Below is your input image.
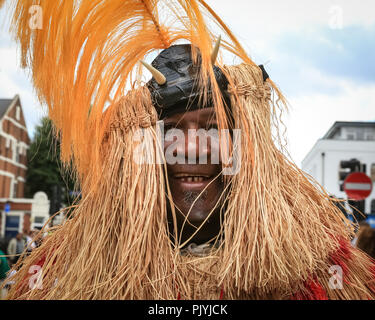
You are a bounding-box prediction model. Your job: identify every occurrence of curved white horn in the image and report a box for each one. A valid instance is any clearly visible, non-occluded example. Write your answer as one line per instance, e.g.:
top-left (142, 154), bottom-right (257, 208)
top-left (211, 35), bottom-right (221, 65)
top-left (140, 60), bottom-right (166, 85)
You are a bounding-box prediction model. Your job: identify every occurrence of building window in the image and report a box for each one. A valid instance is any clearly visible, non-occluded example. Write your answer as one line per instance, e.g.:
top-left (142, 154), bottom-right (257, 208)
top-left (371, 164), bottom-right (375, 182)
top-left (15, 146), bottom-right (20, 162)
top-left (357, 128), bottom-right (365, 140)
top-left (5, 215), bottom-right (21, 238)
top-left (346, 129), bottom-right (355, 140)
top-left (34, 217), bottom-right (45, 224)
top-left (13, 181), bottom-right (18, 198)
top-left (365, 128), bottom-right (375, 141)
top-left (347, 134), bottom-right (355, 140)
top-left (16, 106), bottom-right (21, 121)
top-left (5, 138), bottom-right (10, 148)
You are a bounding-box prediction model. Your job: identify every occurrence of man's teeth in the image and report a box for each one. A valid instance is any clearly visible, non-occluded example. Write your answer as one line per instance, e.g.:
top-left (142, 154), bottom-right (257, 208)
top-left (176, 176), bottom-right (209, 182)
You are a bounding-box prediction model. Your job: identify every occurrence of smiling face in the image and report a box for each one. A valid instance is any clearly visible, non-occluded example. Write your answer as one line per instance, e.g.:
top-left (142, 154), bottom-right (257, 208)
top-left (163, 107), bottom-right (225, 245)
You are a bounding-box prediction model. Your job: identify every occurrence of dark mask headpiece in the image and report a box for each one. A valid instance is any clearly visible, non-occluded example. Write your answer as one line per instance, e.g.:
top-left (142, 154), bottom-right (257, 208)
top-left (144, 42), bottom-right (269, 119)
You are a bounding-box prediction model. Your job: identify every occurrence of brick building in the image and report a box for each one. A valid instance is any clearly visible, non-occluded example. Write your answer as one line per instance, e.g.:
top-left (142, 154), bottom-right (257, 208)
top-left (0, 94), bottom-right (30, 199)
top-left (0, 95), bottom-right (50, 238)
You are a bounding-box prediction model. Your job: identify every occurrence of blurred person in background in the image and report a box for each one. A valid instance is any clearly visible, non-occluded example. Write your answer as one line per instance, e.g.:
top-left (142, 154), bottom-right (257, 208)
top-left (356, 223), bottom-right (375, 260)
top-left (7, 233), bottom-right (25, 266)
top-left (0, 249), bottom-right (10, 299)
top-left (25, 230), bottom-right (37, 252)
top-left (352, 221), bottom-right (370, 246)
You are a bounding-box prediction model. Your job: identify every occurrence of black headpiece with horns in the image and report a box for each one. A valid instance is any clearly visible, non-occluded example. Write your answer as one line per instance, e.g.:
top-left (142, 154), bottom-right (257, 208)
top-left (143, 38), bottom-right (269, 120)
top-left (144, 42), bottom-right (230, 119)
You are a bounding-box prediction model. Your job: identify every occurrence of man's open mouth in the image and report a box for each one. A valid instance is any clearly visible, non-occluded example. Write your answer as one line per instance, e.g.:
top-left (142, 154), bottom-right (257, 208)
top-left (173, 173), bottom-right (212, 183)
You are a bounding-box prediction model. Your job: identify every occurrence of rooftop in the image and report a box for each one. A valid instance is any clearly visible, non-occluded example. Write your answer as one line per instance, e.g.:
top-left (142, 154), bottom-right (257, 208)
top-left (323, 121), bottom-right (375, 140)
top-left (0, 98), bottom-right (14, 120)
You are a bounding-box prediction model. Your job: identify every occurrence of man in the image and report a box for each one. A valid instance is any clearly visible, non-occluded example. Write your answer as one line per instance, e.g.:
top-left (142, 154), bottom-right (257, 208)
top-left (3, 0), bottom-right (375, 299)
top-left (164, 107), bottom-right (223, 248)
top-left (151, 44), bottom-right (230, 251)
top-left (7, 234), bottom-right (25, 266)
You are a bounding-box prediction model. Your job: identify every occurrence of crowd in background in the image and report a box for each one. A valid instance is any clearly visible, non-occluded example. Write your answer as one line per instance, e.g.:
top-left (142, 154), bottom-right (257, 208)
top-left (0, 230), bottom-right (42, 299)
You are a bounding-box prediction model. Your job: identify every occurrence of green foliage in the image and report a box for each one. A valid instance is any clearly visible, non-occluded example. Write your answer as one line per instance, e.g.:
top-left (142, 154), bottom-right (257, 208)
top-left (25, 117), bottom-right (78, 207)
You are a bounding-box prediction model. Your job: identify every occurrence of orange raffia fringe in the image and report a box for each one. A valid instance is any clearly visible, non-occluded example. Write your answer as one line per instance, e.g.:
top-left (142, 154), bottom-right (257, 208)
top-left (4, 0), bottom-right (255, 187)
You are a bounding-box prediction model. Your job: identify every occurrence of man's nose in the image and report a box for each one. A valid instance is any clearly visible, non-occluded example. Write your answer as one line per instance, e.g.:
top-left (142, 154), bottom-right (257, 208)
top-left (184, 124), bottom-right (212, 164)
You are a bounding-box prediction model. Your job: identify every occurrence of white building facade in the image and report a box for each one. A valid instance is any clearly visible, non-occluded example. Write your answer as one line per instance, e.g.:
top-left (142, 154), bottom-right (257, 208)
top-left (302, 122), bottom-right (375, 215)
top-left (0, 191), bottom-right (50, 238)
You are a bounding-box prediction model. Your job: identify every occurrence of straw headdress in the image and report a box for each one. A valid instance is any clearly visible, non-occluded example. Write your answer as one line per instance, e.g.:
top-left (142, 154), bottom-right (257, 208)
top-left (1, 0), bottom-right (375, 299)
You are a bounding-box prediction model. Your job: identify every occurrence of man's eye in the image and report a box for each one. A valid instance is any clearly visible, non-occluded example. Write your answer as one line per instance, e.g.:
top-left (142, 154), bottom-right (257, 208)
top-left (206, 123), bottom-right (218, 130)
top-left (164, 123), bottom-right (176, 131)
top-left (164, 124), bottom-right (176, 131)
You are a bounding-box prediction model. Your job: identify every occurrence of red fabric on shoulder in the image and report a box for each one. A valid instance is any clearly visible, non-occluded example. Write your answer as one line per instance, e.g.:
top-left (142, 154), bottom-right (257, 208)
top-left (292, 238), bottom-right (352, 300)
top-left (292, 278), bottom-right (328, 300)
top-left (329, 238), bottom-right (352, 277)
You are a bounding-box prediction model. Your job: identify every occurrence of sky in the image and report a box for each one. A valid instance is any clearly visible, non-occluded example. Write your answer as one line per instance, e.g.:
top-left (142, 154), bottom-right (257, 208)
top-left (0, 0), bottom-right (374, 167)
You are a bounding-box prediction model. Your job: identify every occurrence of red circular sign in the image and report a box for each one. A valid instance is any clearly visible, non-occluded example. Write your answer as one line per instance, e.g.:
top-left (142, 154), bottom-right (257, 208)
top-left (344, 172), bottom-right (373, 200)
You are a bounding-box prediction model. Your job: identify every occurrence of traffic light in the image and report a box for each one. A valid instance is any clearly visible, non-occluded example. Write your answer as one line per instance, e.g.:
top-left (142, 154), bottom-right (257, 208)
top-left (338, 158), bottom-right (361, 191)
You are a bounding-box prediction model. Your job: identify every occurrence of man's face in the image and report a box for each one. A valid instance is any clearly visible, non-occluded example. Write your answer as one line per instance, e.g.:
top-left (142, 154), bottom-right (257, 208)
top-left (163, 107), bottom-right (224, 245)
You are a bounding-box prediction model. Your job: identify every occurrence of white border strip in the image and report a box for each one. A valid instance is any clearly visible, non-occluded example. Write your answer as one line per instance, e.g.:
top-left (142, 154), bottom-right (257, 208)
top-left (3, 115), bottom-right (28, 132)
top-left (0, 155), bottom-right (28, 170)
top-left (345, 183), bottom-right (372, 190)
top-left (0, 170), bottom-right (14, 179)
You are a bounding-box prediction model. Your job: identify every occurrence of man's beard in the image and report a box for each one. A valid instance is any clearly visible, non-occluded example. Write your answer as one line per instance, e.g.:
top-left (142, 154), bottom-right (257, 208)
top-left (166, 189), bottom-right (225, 246)
top-left (182, 190), bottom-right (209, 207)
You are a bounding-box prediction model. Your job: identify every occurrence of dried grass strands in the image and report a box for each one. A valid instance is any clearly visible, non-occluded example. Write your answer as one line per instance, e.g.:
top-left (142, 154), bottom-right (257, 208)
top-left (315, 248), bottom-right (375, 300)
top-left (5, 88), bottom-right (179, 300)
top-left (4, 0), bottom-right (374, 300)
top-left (218, 63), bottom-right (356, 298)
top-left (4, 64), bottom-right (374, 300)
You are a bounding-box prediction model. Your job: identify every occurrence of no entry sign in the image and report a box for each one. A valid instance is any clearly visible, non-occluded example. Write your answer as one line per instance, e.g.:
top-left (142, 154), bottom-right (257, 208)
top-left (344, 172), bottom-right (373, 200)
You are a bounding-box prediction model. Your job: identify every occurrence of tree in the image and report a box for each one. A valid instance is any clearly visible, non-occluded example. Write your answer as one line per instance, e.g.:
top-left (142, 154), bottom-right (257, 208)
top-left (25, 117), bottom-right (78, 213)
